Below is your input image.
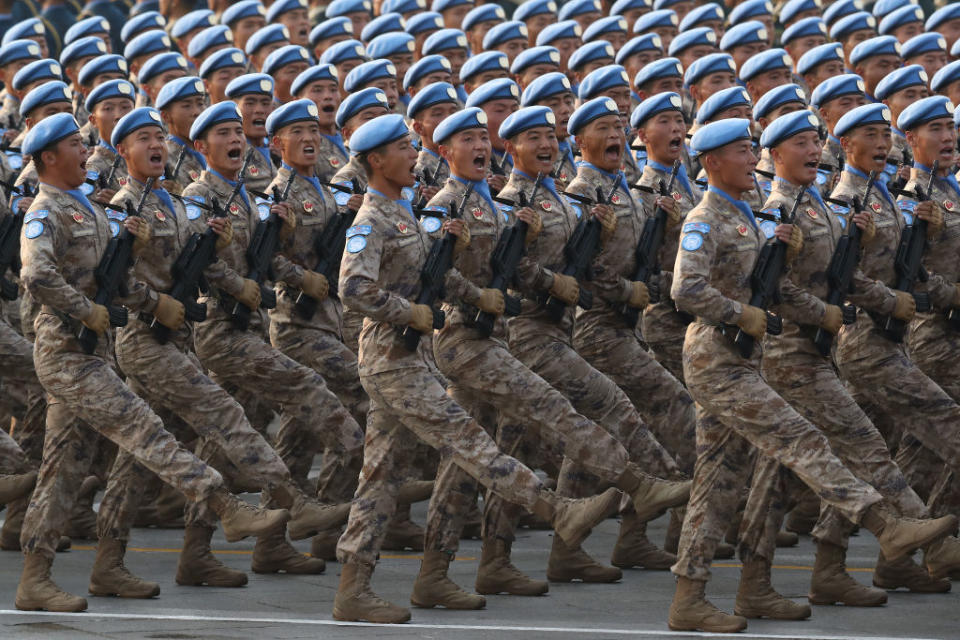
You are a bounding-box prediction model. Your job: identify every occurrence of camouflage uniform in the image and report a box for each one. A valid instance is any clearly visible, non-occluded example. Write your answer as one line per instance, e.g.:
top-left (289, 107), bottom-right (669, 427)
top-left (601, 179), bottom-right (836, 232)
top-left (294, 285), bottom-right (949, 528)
top-left (414, 147), bottom-right (450, 187)
top-left (242, 143), bottom-right (277, 194)
top-left (331, 157), bottom-right (369, 350)
top-left (162, 136), bottom-right (206, 196)
top-left (669, 186), bottom-right (883, 582)
top-left (85, 142), bottom-right (129, 192)
top-left (315, 133), bottom-right (349, 182)
top-left (0, 93), bottom-right (22, 131)
top-left (818, 134), bottom-right (844, 199)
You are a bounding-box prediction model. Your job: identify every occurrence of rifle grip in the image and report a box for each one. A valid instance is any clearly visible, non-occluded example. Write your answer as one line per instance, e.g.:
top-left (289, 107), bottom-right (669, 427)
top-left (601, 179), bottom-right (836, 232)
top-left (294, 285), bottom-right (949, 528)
top-left (842, 304), bottom-right (857, 325)
top-left (260, 285), bottom-right (277, 310)
top-left (108, 305), bottom-right (128, 328)
top-left (578, 289), bottom-right (593, 311)
top-left (0, 277), bottom-right (16, 301)
top-left (185, 300), bottom-right (207, 323)
top-left (431, 308), bottom-right (445, 330)
top-left (765, 312), bottom-right (782, 336)
top-left (503, 294), bottom-right (522, 317)
top-left (914, 292), bottom-right (931, 314)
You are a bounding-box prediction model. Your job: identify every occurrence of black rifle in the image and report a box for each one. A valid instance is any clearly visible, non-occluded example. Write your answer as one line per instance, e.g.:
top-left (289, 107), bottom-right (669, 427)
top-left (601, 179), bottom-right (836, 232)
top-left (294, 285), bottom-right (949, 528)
top-left (812, 171), bottom-right (877, 356)
top-left (98, 155), bottom-right (123, 191)
top-left (399, 182), bottom-right (474, 350)
top-left (322, 177), bottom-right (366, 199)
top-left (77, 176), bottom-right (155, 354)
top-left (165, 145), bottom-right (186, 184)
top-left (729, 188), bottom-right (803, 358)
top-left (0, 183), bottom-right (33, 299)
top-left (473, 172), bottom-right (543, 336)
top-left (880, 161), bottom-right (937, 342)
top-left (545, 176), bottom-right (622, 321)
top-left (413, 164), bottom-right (438, 210)
top-left (490, 153), bottom-right (507, 177)
top-left (621, 160), bottom-right (680, 328)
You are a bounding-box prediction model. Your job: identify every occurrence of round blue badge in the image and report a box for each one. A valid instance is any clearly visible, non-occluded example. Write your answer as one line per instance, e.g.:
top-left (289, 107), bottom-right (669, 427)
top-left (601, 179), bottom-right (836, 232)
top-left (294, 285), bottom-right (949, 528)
top-left (680, 232), bottom-right (703, 251)
top-left (902, 211), bottom-right (913, 225)
top-left (760, 220), bottom-right (776, 239)
top-left (421, 216), bottom-right (442, 233)
top-left (6, 152), bottom-right (22, 171)
top-left (24, 220), bottom-right (43, 239)
top-left (401, 186), bottom-right (415, 201)
top-left (186, 205), bottom-right (202, 220)
top-left (109, 220), bottom-right (120, 237)
top-left (334, 189), bottom-right (351, 206)
top-left (257, 202), bottom-right (271, 221)
top-left (79, 181), bottom-right (94, 196)
top-left (346, 235), bottom-right (367, 253)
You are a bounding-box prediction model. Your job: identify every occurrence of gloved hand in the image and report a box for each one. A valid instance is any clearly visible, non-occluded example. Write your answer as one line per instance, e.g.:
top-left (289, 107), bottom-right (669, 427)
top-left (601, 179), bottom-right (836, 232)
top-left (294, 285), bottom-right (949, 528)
top-left (785, 224), bottom-right (803, 263)
top-left (444, 218), bottom-right (470, 257)
top-left (409, 303), bottom-right (435, 332)
top-left (124, 216), bottom-right (151, 255)
top-left (213, 217), bottom-right (233, 250)
top-left (82, 303), bottom-right (110, 335)
top-left (656, 195), bottom-right (682, 228)
top-left (301, 270), bottom-right (329, 301)
top-left (516, 206), bottom-right (542, 245)
top-left (593, 204), bottom-right (616, 244)
top-left (737, 304), bottom-right (767, 339)
top-left (892, 290), bottom-right (916, 321)
top-left (820, 304), bottom-right (843, 334)
top-left (153, 293), bottom-right (185, 330)
top-left (275, 203), bottom-right (296, 240)
top-left (627, 280), bottom-right (649, 309)
top-left (852, 209), bottom-right (875, 246)
top-left (953, 283), bottom-right (960, 309)
top-left (476, 288), bottom-right (505, 314)
top-left (916, 200), bottom-right (944, 241)
top-left (549, 273), bottom-right (580, 305)
top-left (236, 278), bottom-right (262, 311)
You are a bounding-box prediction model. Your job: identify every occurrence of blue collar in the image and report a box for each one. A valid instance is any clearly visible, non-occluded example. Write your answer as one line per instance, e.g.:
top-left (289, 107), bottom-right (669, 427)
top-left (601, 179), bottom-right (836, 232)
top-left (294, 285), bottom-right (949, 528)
top-left (515, 169), bottom-right (559, 202)
top-left (557, 139), bottom-right (575, 169)
top-left (580, 161), bottom-right (628, 200)
top-left (65, 187), bottom-right (96, 216)
top-left (452, 174), bottom-right (496, 213)
top-left (322, 132), bottom-right (348, 159)
top-left (916, 162), bottom-right (960, 199)
top-left (252, 142), bottom-right (270, 164)
top-left (169, 135), bottom-right (207, 168)
top-left (847, 165), bottom-right (894, 206)
top-left (281, 162), bottom-right (324, 202)
top-left (648, 159), bottom-right (692, 197)
top-left (708, 185), bottom-right (756, 229)
top-left (369, 186), bottom-right (415, 221)
top-left (209, 168), bottom-right (249, 208)
top-left (97, 139), bottom-right (117, 155)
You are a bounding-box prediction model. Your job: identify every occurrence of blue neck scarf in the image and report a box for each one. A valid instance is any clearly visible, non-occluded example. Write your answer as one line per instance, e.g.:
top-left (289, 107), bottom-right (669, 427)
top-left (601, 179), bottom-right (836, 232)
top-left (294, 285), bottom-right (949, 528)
top-left (65, 188), bottom-right (96, 216)
top-left (649, 159), bottom-right (692, 197)
top-left (452, 174), bottom-right (496, 214)
top-left (210, 168), bottom-right (249, 209)
top-left (98, 139), bottom-right (117, 155)
top-left (281, 162), bottom-right (324, 203)
top-left (130, 177), bottom-right (176, 216)
top-left (369, 187), bottom-right (415, 221)
top-left (557, 139), bottom-right (575, 170)
top-left (322, 133), bottom-right (348, 159)
top-left (848, 165), bottom-right (893, 208)
top-left (916, 162), bottom-right (960, 200)
top-left (515, 169), bottom-right (560, 202)
top-left (169, 135), bottom-right (207, 169)
top-left (708, 185), bottom-right (756, 229)
top-left (253, 142), bottom-right (270, 164)
top-left (581, 162), bottom-right (629, 202)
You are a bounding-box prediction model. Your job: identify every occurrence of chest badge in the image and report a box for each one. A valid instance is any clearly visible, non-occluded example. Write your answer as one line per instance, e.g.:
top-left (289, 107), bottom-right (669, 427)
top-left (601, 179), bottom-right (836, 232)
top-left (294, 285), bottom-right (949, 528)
top-left (871, 202), bottom-right (881, 212)
top-left (155, 210), bottom-right (166, 222)
top-left (72, 211), bottom-right (84, 224)
top-left (472, 207), bottom-right (483, 220)
top-left (329, 157), bottom-right (341, 167)
top-left (672, 191), bottom-right (682, 201)
top-left (806, 207), bottom-right (818, 219)
top-left (945, 200), bottom-right (955, 211)
top-left (303, 201), bottom-right (314, 212)
top-left (610, 193), bottom-right (621, 205)
top-left (118, 177), bottom-right (127, 186)
top-left (397, 221), bottom-right (408, 233)
top-left (737, 224), bottom-right (748, 236)
top-left (559, 172), bottom-right (567, 180)
top-left (229, 203), bottom-right (240, 215)
top-left (249, 165), bottom-right (259, 176)
top-left (540, 200), bottom-right (552, 211)
top-left (189, 170), bottom-right (200, 181)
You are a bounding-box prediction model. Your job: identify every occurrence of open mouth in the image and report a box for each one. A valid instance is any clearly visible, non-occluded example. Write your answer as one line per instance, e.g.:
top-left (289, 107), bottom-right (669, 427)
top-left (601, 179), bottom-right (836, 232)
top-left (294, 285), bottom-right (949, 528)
top-left (668, 137), bottom-right (682, 151)
top-left (804, 160), bottom-right (818, 169)
top-left (149, 152), bottom-right (163, 164)
top-left (872, 154), bottom-right (886, 164)
top-left (473, 154), bottom-right (487, 171)
top-left (536, 151), bottom-right (552, 163)
top-left (321, 104), bottom-right (335, 113)
top-left (604, 143), bottom-right (620, 162)
top-left (252, 118), bottom-right (266, 128)
top-left (302, 144), bottom-right (316, 158)
top-left (227, 147), bottom-right (242, 160)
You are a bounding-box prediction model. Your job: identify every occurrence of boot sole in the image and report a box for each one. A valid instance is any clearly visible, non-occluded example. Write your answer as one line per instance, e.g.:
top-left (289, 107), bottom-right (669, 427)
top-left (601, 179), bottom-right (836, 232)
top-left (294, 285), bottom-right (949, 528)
top-left (872, 578), bottom-right (950, 593)
top-left (251, 562), bottom-right (326, 575)
top-left (409, 598), bottom-right (485, 610)
top-left (176, 577), bottom-right (248, 588)
top-left (546, 572), bottom-right (622, 583)
top-left (223, 512), bottom-right (291, 543)
top-left (668, 619), bottom-right (748, 633)
top-left (15, 599), bottom-right (87, 613)
top-left (807, 593), bottom-right (887, 606)
top-left (881, 516), bottom-right (960, 562)
top-left (475, 585), bottom-right (548, 596)
top-left (332, 609), bottom-right (411, 623)
top-left (88, 587), bottom-right (160, 598)
top-left (733, 606), bottom-right (811, 620)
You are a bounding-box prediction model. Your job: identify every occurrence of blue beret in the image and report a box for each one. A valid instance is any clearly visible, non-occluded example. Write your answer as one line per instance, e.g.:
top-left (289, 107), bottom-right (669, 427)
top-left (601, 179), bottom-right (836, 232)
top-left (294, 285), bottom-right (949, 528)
top-left (897, 95), bottom-right (954, 131)
top-left (222, 1), bottom-right (266, 27)
top-left (578, 64), bottom-right (630, 101)
top-left (835, 102), bottom-right (891, 136)
top-left (125, 29), bottom-right (172, 61)
top-left (311, 17), bottom-right (354, 46)
top-left (265, 98), bottom-right (319, 136)
top-left (954, 105), bottom-right (960, 129)
top-left (630, 91), bottom-right (683, 128)
top-left (901, 32), bottom-right (946, 61)
top-left (267, 0), bottom-right (309, 23)
top-left (344, 59), bottom-right (397, 93)
top-left (246, 24), bottom-right (291, 55)
top-left (422, 29), bottom-right (468, 55)
top-left (521, 71), bottom-right (574, 105)
top-left (465, 78), bottom-right (521, 107)
top-left (336, 86), bottom-right (389, 128)
top-left (350, 112), bottom-right (409, 154)
top-left (536, 21), bottom-right (583, 46)
top-left (932, 59), bottom-right (960, 93)
top-left (668, 27), bottom-right (718, 57)
top-left (779, 0), bottom-right (820, 26)
top-left (690, 117), bottom-right (752, 155)
top-left (225, 73), bottom-right (274, 99)
top-left (2, 18), bottom-right (44, 46)
top-left (138, 52), bottom-right (188, 84)
top-left (156, 75), bottom-right (206, 110)
top-left (753, 83), bottom-right (807, 120)
top-left (728, 0), bottom-right (773, 25)
top-left (171, 10), bottom-right (215, 39)
top-left (809, 73), bottom-right (865, 107)
top-left (111, 107), bottom-right (164, 147)
top-left (719, 20), bottom-right (767, 50)
top-left (65, 17), bottom-right (111, 46)
top-left (12, 58), bottom-right (62, 91)
top-left (460, 51), bottom-right (509, 84)
top-left (875, 64), bottom-right (927, 100)
top-left (583, 16), bottom-right (629, 43)
top-left (291, 64), bottom-right (339, 96)
top-left (849, 35), bottom-right (901, 67)
top-left (433, 106), bottom-right (488, 143)
top-left (568, 41), bottom-right (615, 71)
top-left (781, 17), bottom-right (828, 46)
top-left (616, 34), bottom-right (664, 64)
top-left (72, 48), bottom-right (117, 90)
top-left (739, 48), bottom-right (792, 82)
top-left (634, 56), bottom-right (683, 88)
top-left (407, 81), bottom-right (459, 117)
top-left (383, 0), bottom-right (428, 14)
top-left (759, 108), bottom-right (819, 147)
top-left (22, 112), bottom-right (80, 157)
top-left (431, 0), bottom-right (472, 12)
top-left (20, 81), bottom-right (73, 117)
top-left (263, 44), bottom-right (311, 76)
top-left (120, 11), bottom-right (166, 43)
top-left (405, 12), bottom-right (445, 36)
top-left (515, 0), bottom-right (558, 22)
top-left (829, 11), bottom-right (877, 40)
top-left (463, 4), bottom-right (506, 32)
top-left (367, 32), bottom-right (416, 59)
top-left (824, 0), bottom-right (865, 27)
top-left (684, 52), bottom-right (736, 86)
top-left (653, 0), bottom-right (687, 9)
top-left (873, 0), bottom-right (912, 19)
top-left (611, 0), bottom-right (652, 16)
top-left (634, 9), bottom-right (679, 33)
top-left (361, 13), bottom-right (406, 42)
top-left (512, 47), bottom-right (560, 76)
top-left (679, 3), bottom-right (724, 30)
top-left (796, 42), bottom-right (843, 75)
top-left (926, 4), bottom-right (960, 31)
top-left (878, 4), bottom-right (924, 35)
top-left (320, 39), bottom-right (368, 65)
top-left (199, 48), bottom-right (247, 79)
top-left (403, 54), bottom-right (452, 90)
top-left (483, 21), bottom-right (528, 50)
top-left (326, 0), bottom-right (372, 18)
top-left (696, 85), bottom-right (751, 123)
top-left (190, 101), bottom-right (243, 141)
top-left (58, 36), bottom-right (105, 67)
top-left (84, 79), bottom-right (135, 112)
top-left (568, 96), bottom-right (620, 135)
top-left (499, 105), bottom-right (556, 139)
top-left (186, 26), bottom-right (233, 59)
top-left (559, 0), bottom-right (601, 21)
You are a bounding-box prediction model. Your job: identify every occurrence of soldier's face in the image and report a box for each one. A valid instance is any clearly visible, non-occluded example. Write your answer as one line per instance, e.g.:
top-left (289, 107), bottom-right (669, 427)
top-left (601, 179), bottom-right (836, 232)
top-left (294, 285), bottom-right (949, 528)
top-left (525, 13), bottom-right (557, 46)
top-left (803, 60), bottom-right (844, 91)
top-left (464, 69), bottom-right (510, 94)
top-left (884, 85), bottom-right (929, 124)
top-left (731, 42), bottom-right (768, 73)
top-left (909, 52), bottom-right (948, 82)
top-left (537, 92), bottom-right (576, 139)
top-left (602, 86), bottom-right (633, 126)
top-left (412, 70), bottom-right (453, 95)
top-left (855, 55), bottom-right (902, 95)
top-left (906, 118), bottom-right (957, 170)
top-left (370, 133), bottom-right (419, 186)
top-left (300, 80), bottom-right (340, 129)
top-left (552, 37), bottom-right (582, 72)
top-left (651, 26), bottom-right (678, 51)
top-left (497, 39), bottom-right (527, 65)
top-left (517, 64), bottom-right (559, 91)
top-left (206, 66), bottom-right (245, 103)
top-left (119, 125), bottom-right (168, 180)
top-left (770, 129), bottom-right (821, 186)
top-left (238, 94), bottom-right (274, 140)
top-left (819, 94), bottom-right (869, 131)
top-left (163, 94), bottom-right (206, 140)
top-left (841, 124), bottom-right (892, 174)
top-left (275, 62), bottom-right (310, 103)
top-left (146, 69), bottom-right (188, 103)
top-left (638, 110), bottom-right (686, 164)
top-left (690, 72), bottom-right (736, 106)
top-left (388, 53), bottom-right (415, 85)
top-left (678, 45), bottom-right (718, 73)
top-left (746, 67), bottom-right (793, 103)
top-left (346, 11), bottom-right (372, 38)
top-left (412, 102), bottom-right (458, 149)
top-left (704, 139), bottom-right (756, 193)
top-left (232, 16), bottom-right (266, 51)
top-left (442, 4), bottom-right (472, 29)
top-left (368, 77), bottom-right (399, 110)
top-left (441, 127), bottom-right (491, 182)
top-left (439, 48), bottom-right (468, 83)
top-left (91, 98), bottom-right (134, 143)
top-left (280, 9), bottom-right (311, 46)
top-left (892, 22), bottom-right (923, 44)
top-left (757, 101), bottom-right (806, 130)
top-left (196, 122), bottom-right (246, 174)
top-left (482, 98), bottom-right (520, 151)
top-left (508, 125), bottom-right (558, 176)
top-left (25, 101), bottom-right (72, 127)
top-left (785, 35), bottom-right (826, 64)
top-left (621, 51), bottom-right (658, 85)
top-left (576, 114), bottom-right (625, 172)
top-left (45, 133), bottom-right (90, 187)
top-left (275, 120), bottom-right (322, 170)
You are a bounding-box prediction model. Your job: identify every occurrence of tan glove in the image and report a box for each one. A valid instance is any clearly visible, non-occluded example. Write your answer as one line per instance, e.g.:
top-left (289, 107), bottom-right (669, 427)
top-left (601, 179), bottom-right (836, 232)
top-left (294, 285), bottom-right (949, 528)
top-left (476, 288), bottom-right (505, 314)
top-left (453, 222), bottom-right (470, 257)
top-left (852, 210), bottom-right (875, 246)
top-left (916, 200), bottom-right (944, 241)
top-left (517, 206), bottom-right (542, 246)
top-left (737, 304), bottom-right (767, 339)
top-left (409, 303), bottom-right (435, 332)
top-left (785, 224), bottom-right (803, 263)
top-left (215, 217), bottom-right (233, 251)
top-left (549, 273), bottom-right (580, 305)
top-left (277, 204), bottom-right (297, 240)
top-left (820, 304), bottom-right (843, 334)
top-left (953, 283), bottom-right (960, 309)
top-left (126, 216), bottom-right (151, 255)
top-left (594, 204), bottom-right (617, 244)
top-left (81, 303), bottom-right (110, 335)
top-left (236, 278), bottom-right (262, 311)
top-left (627, 280), bottom-right (649, 309)
top-left (892, 290), bottom-right (916, 321)
top-left (656, 195), bottom-right (682, 228)
top-left (301, 270), bottom-right (329, 301)
top-left (153, 293), bottom-right (185, 330)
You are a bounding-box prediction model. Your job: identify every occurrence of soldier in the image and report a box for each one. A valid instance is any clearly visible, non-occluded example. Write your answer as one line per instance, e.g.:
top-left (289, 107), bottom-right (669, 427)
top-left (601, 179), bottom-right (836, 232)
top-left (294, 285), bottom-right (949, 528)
top-left (169, 10), bottom-right (215, 64)
top-left (667, 117), bottom-right (956, 633)
top-left (246, 24), bottom-right (291, 73)
top-left (830, 12), bottom-right (879, 71)
top-left (225, 73), bottom-right (278, 193)
top-left (900, 33), bottom-right (948, 81)
top-left (719, 21), bottom-right (769, 74)
top-left (324, 0), bottom-right (373, 39)
top-left (520, 72), bottom-right (578, 188)
top-left (511, 47), bottom-right (561, 93)
top-left (796, 43), bottom-right (846, 94)
top-left (268, 0), bottom-right (312, 48)
top-left (577, 65), bottom-right (639, 185)
top-left (291, 64), bottom-right (348, 182)
top-left (568, 42), bottom-right (615, 91)
top-left (136, 51), bottom-right (189, 108)
top-left (14, 81), bottom-right (79, 199)
top-left (483, 21), bottom-right (529, 66)
top-left (460, 51), bottom-right (510, 96)
top-left (15, 112), bottom-right (289, 613)
top-left (186, 25), bottom-right (234, 72)
top-left (877, 4), bottom-right (925, 44)
top-left (402, 54), bottom-right (454, 101)
top-left (199, 47), bottom-right (248, 106)
top-left (406, 13), bottom-right (445, 60)
top-left (615, 34), bottom-right (664, 94)
top-left (668, 27), bottom-right (718, 76)
top-left (634, 10), bottom-right (679, 53)
top-left (344, 59), bottom-right (400, 113)
top-left (781, 18), bottom-right (829, 71)
top-left (464, 78), bottom-right (520, 190)
top-left (875, 65), bottom-right (928, 185)
top-left (683, 54), bottom-right (737, 126)
top-left (421, 29), bottom-right (470, 102)
top-left (123, 31), bottom-right (175, 83)
top-left (319, 40), bottom-right (369, 99)
top-left (220, 1), bottom-right (267, 54)
top-left (263, 44), bottom-right (312, 104)
top-left (740, 49), bottom-right (795, 106)
top-left (0, 39), bottom-right (44, 133)
top-left (156, 76), bottom-right (208, 195)
top-left (83, 79), bottom-right (135, 191)
top-left (329, 87), bottom-right (391, 194)
top-left (810, 74), bottom-right (870, 198)
top-left (931, 60), bottom-right (960, 107)
top-left (535, 21), bottom-right (584, 81)
top-left (409, 82), bottom-right (458, 196)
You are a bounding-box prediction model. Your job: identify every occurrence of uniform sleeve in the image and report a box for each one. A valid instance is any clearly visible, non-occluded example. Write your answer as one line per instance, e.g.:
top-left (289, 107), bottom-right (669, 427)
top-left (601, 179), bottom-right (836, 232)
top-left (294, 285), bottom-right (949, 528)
top-left (918, 266), bottom-right (958, 311)
top-left (671, 217), bottom-right (742, 324)
top-left (777, 270), bottom-right (827, 325)
top-left (339, 221), bottom-right (413, 325)
top-left (19, 215), bottom-right (92, 320)
top-left (848, 269), bottom-right (898, 314)
top-left (182, 186), bottom-right (247, 297)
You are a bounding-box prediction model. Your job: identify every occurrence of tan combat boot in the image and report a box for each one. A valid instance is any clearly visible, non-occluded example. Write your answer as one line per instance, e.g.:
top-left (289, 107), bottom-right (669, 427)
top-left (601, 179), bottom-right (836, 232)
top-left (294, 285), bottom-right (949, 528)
top-left (611, 512), bottom-right (676, 570)
top-left (66, 476), bottom-right (100, 540)
top-left (269, 483), bottom-right (350, 541)
top-left (808, 541), bottom-right (886, 606)
top-left (382, 509), bottom-right (425, 551)
top-left (88, 537), bottom-right (161, 598)
top-left (15, 552), bottom-right (88, 612)
top-left (734, 557), bottom-right (811, 619)
top-left (0, 470), bottom-right (36, 503)
top-left (923, 535), bottom-right (960, 580)
top-left (475, 538), bottom-right (548, 596)
top-left (134, 483), bottom-right (186, 528)
top-left (547, 536), bottom-right (622, 583)
top-left (873, 552), bottom-right (950, 593)
top-left (333, 560), bottom-right (411, 623)
top-left (618, 464), bottom-right (691, 522)
top-left (776, 530), bottom-right (799, 547)
top-left (1, 498), bottom-right (70, 552)
top-left (252, 528), bottom-right (326, 574)
top-left (531, 487), bottom-right (621, 549)
top-left (311, 529), bottom-right (341, 561)
top-left (410, 550), bottom-right (486, 609)
top-left (668, 575), bottom-right (748, 632)
top-left (860, 503), bottom-right (958, 562)
top-left (207, 487), bottom-right (290, 542)
top-left (175, 526), bottom-right (248, 587)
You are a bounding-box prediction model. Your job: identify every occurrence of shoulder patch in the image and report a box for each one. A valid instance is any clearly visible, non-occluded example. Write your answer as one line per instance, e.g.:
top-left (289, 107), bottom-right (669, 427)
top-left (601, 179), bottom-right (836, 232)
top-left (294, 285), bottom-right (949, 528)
top-left (105, 208), bottom-right (127, 221)
top-left (757, 178), bottom-right (772, 196)
top-left (346, 235), bottom-right (367, 253)
top-left (815, 168), bottom-right (831, 186)
top-left (899, 198), bottom-right (916, 225)
top-left (828, 202), bottom-right (850, 216)
top-left (420, 216), bottom-right (442, 233)
top-left (5, 151), bottom-right (23, 171)
top-left (759, 219), bottom-right (777, 239)
top-left (680, 232), bottom-right (703, 252)
top-left (333, 182), bottom-right (353, 206)
top-left (565, 198), bottom-right (583, 219)
top-left (401, 186), bottom-right (416, 201)
top-left (424, 205), bottom-right (446, 214)
top-left (23, 219), bottom-right (44, 239)
top-left (346, 224), bottom-right (372, 237)
top-left (108, 219), bottom-right (121, 237)
top-left (24, 209), bottom-right (49, 223)
top-left (185, 195), bottom-right (205, 220)
top-left (682, 222), bottom-right (710, 235)
top-left (255, 197), bottom-right (271, 221)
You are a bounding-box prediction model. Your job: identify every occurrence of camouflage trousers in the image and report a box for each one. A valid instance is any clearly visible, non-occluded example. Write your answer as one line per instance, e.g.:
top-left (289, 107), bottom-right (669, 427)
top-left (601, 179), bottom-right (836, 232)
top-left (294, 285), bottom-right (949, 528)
top-left (645, 336), bottom-right (686, 387)
top-left (0, 429), bottom-right (29, 475)
top-left (337, 362), bottom-right (545, 565)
